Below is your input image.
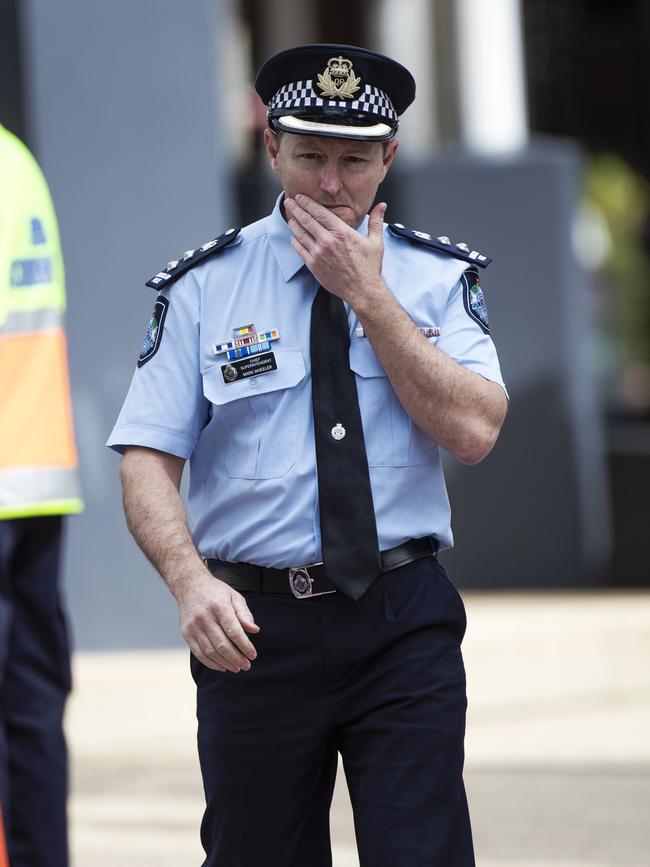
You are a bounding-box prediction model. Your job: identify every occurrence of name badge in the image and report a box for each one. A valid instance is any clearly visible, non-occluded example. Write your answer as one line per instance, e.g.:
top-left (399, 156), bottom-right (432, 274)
top-left (222, 351), bottom-right (277, 383)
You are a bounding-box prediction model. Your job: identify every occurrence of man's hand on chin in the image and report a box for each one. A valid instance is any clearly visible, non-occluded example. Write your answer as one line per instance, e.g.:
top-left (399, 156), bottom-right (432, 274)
top-left (284, 193), bottom-right (389, 310)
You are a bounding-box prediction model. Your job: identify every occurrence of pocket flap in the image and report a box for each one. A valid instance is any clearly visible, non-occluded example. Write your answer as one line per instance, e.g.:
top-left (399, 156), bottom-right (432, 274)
top-left (349, 339), bottom-right (387, 378)
top-left (203, 347), bottom-right (307, 406)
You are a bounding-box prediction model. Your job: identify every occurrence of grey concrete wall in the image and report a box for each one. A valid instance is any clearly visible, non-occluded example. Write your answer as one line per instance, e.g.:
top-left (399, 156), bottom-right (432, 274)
top-left (21, 0), bottom-right (233, 648)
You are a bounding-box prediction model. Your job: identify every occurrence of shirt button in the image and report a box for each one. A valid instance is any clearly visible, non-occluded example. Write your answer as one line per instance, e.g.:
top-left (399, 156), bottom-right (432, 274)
top-left (248, 378), bottom-right (258, 389)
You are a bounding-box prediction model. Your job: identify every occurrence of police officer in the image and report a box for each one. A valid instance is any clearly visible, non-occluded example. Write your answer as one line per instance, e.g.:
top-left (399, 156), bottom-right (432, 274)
top-left (108, 44), bottom-right (507, 867)
top-left (0, 123), bottom-right (83, 866)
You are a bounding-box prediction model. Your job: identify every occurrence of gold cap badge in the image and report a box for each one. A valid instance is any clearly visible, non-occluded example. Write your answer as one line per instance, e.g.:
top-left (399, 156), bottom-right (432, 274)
top-left (316, 56), bottom-right (361, 99)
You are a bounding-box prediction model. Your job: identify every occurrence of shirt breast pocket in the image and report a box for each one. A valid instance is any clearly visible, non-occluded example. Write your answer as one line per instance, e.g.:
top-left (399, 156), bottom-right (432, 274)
top-left (201, 348), bottom-right (307, 479)
top-left (349, 339), bottom-right (435, 467)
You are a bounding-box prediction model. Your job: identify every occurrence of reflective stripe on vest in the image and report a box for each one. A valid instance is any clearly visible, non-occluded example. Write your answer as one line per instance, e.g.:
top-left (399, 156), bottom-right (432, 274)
top-left (0, 467), bottom-right (83, 518)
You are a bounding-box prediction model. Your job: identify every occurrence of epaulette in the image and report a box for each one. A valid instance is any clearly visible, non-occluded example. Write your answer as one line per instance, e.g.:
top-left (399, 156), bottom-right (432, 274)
top-left (388, 223), bottom-right (492, 268)
top-left (145, 227), bottom-right (241, 289)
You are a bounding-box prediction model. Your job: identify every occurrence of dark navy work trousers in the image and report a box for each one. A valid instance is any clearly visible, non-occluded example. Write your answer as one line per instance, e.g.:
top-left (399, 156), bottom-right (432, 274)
top-left (0, 516), bottom-right (71, 867)
top-left (191, 555), bottom-right (475, 867)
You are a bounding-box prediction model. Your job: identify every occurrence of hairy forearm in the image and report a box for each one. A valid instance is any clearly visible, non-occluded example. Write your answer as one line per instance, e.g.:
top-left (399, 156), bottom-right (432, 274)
top-left (120, 446), bottom-right (206, 599)
top-left (119, 446), bottom-right (259, 672)
top-left (354, 283), bottom-right (507, 464)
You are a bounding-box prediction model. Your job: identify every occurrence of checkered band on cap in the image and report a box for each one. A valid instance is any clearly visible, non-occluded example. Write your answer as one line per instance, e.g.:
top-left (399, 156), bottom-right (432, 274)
top-left (268, 79), bottom-right (398, 124)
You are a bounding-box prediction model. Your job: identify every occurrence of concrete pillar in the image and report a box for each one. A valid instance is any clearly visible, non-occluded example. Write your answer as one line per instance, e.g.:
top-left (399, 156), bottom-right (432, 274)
top-left (455, 0), bottom-right (529, 153)
top-left (374, 0), bottom-right (439, 157)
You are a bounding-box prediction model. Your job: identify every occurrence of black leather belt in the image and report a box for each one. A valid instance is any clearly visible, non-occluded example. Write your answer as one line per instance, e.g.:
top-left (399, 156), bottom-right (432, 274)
top-left (205, 536), bottom-right (438, 599)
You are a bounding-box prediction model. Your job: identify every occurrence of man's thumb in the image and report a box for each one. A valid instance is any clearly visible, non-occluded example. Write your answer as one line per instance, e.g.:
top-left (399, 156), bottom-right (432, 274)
top-left (370, 201), bottom-right (387, 236)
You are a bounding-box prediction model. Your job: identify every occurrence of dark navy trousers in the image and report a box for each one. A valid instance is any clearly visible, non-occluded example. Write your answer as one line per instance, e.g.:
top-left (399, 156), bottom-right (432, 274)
top-left (191, 555), bottom-right (475, 867)
top-left (0, 516), bottom-right (71, 867)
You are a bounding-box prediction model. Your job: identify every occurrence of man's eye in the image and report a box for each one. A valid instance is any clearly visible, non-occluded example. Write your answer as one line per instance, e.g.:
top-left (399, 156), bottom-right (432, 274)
top-left (345, 156), bottom-right (366, 164)
top-left (298, 153), bottom-right (320, 160)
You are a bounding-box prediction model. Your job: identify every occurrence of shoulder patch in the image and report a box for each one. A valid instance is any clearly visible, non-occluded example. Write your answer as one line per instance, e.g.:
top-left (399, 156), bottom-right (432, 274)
top-left (388, 223), bottom-right (492, 268)
top-left (145, 228), bottom-right (241, 290)
top-left (137, 295), bottom-right (169, 367)
top-left (461, 269), bottom-right (490, 334)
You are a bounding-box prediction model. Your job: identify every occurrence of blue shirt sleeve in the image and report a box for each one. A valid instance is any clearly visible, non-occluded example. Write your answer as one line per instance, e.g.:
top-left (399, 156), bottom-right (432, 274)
top-left (436, 269), bottom-right (507, 395)
top-left (107, 272), bottom-right (208, 457)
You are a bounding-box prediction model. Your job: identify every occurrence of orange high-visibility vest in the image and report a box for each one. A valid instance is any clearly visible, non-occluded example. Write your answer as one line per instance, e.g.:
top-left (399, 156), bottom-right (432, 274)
top-left (0, 124), bottom-right (83, 518)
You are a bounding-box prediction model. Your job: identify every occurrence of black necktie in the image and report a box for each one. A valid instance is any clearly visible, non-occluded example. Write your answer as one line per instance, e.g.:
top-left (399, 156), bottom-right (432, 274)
top-left (310, 285), bottom-right (381, 600)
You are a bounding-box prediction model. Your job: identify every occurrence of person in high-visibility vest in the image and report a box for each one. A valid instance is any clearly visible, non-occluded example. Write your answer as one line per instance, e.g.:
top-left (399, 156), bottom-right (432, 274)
top-left (0, 123), bottom-right (83, 867)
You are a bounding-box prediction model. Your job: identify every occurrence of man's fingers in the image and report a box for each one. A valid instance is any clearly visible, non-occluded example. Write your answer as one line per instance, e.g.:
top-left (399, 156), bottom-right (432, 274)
top-left (195, 628), bottom-right (243, 672)
top-left (201, 604), bottom-right (257, 667)
top-left (286, 195), bottom-right (340, 239)
top-left (202, 626), bottom-right (252, 671)
top-left (286, 207), bottom-right (325, 247)
top-left (231, 592), bottom-right (260, 634)
top-left (184, 612), bottom-right (250, 672)
top-left (287, 218), bottom-right (313, 251)
top-left (185, 633), bottom-right (227, 672)
top-left (293, 193), bottom-right (341, 230)
top-left (217, 603), bottom-right (258, 659)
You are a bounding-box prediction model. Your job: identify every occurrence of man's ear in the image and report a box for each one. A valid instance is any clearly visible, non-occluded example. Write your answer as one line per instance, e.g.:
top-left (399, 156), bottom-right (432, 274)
top-left (380, 139), bottom-right (399, 182)
top-left (264, 128), bottom-right (281, 173)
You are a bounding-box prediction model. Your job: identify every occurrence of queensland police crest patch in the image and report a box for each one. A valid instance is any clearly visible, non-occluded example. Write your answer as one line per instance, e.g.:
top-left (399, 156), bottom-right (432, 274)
top-left (138, 295), bottom-right (169, 367)
top-left (461, 269), bottom-right (490, 334)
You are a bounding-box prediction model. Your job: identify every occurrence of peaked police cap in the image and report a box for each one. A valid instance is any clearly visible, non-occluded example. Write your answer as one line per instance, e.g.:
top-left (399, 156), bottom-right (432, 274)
top-left (255, 44), bottom-right (416, 142)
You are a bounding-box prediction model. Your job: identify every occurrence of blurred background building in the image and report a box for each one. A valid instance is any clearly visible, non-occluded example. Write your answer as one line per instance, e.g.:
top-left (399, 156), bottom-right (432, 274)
top-left (1, 0), bottom-right (648, 649)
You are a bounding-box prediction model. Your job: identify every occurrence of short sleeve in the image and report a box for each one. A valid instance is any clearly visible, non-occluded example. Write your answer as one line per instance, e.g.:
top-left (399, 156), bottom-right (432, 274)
top-left (107, 272), bottom-right (209, 457)
top-left (436, 268), bottom-right (507, 396)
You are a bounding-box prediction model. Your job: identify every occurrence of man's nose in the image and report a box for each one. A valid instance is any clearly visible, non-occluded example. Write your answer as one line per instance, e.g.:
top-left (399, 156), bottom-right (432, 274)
top-left (319, 161), bottom-right (343, 196)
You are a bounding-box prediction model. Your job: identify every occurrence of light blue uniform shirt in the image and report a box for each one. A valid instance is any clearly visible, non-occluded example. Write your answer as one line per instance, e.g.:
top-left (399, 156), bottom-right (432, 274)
top-left (108, 194), bottom-right (506, 567)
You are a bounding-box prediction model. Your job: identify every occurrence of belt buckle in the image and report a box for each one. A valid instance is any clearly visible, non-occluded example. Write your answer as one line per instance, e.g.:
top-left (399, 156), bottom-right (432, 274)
top-left (288, 563), bottom-right (334, 599)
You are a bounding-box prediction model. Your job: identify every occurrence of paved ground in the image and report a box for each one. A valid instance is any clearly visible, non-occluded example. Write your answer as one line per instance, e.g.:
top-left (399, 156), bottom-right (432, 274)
top-left (66, 592), bottom-right (650, 866)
